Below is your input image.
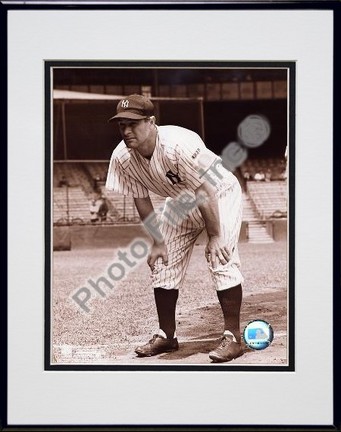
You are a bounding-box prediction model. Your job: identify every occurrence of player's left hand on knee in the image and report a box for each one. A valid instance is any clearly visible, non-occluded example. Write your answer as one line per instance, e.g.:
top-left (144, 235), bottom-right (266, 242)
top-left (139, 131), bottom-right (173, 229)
top-left (205, 236), bottom-right (233, 269)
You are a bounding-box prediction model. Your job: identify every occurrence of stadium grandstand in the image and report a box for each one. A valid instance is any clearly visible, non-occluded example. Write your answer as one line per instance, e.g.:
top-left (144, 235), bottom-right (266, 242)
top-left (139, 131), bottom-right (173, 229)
top-left (51, 66), bottom-right (288, 243)
top-left (53, 158), bottom-right (287, 242)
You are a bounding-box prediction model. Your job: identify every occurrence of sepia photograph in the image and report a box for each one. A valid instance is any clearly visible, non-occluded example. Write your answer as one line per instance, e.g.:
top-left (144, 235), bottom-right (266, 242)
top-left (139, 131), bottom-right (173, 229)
top-left (47, 63), bottom-right (293, 369)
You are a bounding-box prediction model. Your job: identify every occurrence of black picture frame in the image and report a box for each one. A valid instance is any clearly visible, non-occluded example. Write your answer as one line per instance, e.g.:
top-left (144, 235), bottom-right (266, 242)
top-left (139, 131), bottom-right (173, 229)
top-left (2, 1), bottom-right (340, 431)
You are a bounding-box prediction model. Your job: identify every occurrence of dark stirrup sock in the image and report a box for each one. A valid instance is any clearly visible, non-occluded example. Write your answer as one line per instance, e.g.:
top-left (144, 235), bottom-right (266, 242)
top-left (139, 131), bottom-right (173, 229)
top-left (154, 288), bottom-right (179, 339)
top-left (216, 284), bottom-right (243, 343)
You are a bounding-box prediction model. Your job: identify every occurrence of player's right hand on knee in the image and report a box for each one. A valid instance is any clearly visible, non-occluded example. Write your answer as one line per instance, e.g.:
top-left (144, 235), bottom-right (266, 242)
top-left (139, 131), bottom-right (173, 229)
top-left (147, 241), bottom-right (169, 271)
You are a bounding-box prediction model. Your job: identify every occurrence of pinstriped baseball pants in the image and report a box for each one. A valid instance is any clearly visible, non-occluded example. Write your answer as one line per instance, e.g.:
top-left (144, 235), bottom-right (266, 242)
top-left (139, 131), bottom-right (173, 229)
top-left (151, 179), bottom-right (244, 291)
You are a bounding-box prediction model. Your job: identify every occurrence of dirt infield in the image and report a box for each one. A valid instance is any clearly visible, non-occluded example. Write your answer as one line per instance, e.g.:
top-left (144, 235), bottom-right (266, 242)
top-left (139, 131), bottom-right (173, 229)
top-left (52, 241), bottom-right (288, 366)
top-left (90, 289), bottom-right (287, 365)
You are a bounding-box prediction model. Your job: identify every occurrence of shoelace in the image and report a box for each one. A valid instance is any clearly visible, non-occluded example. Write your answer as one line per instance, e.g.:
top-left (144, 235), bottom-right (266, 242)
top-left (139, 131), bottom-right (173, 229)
top-left (219, 336), bottom-right (232, 348)
top-left (148, 334), bottom-right (160, 344)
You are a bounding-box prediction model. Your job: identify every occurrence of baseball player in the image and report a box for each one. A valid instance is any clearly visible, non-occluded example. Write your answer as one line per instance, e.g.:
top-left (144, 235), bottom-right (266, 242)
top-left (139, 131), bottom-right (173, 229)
top-left (106, 94), bottom-right (244, 363)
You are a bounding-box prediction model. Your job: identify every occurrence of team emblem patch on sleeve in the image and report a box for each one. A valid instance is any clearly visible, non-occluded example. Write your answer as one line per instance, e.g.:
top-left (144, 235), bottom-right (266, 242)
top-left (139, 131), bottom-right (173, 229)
top-left (191, 148), bottom-right (201, 159)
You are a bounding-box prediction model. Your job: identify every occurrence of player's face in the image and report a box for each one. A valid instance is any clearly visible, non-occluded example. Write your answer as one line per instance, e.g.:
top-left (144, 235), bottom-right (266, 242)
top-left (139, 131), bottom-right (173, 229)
top-left (117, 119), bottom-right (153, 149)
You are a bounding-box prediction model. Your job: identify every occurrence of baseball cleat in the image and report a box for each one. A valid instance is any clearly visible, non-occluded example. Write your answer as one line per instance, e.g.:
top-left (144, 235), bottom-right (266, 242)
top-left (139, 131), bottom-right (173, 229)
top-left (209, 335), bottom-right (244, 363)
top-left (135, 334), bottom-right (179, 357)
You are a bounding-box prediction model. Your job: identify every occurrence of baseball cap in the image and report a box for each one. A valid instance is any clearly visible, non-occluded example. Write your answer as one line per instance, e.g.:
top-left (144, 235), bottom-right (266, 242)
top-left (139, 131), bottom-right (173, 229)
top-left (108, 94), bottom-right (154, 121)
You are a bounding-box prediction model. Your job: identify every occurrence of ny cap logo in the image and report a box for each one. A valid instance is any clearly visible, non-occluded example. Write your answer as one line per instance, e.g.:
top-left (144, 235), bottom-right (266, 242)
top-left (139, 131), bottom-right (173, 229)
top-left (121, 100), bottom-right (129, 108)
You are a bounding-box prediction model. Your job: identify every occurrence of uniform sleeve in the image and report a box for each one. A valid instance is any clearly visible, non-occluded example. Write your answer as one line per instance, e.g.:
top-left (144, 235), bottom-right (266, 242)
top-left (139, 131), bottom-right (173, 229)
top-left (175, 132), bottom-right (223, 190)
top-left (105, 155), bottom-right (149, 198)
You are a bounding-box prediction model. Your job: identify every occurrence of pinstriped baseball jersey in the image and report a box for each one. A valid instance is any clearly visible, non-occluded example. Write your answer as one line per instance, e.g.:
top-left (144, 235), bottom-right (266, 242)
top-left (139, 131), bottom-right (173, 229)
top-left (106, 125), bottom-right (243, 291)
top-left (106, 126), bottom-right (236, 198)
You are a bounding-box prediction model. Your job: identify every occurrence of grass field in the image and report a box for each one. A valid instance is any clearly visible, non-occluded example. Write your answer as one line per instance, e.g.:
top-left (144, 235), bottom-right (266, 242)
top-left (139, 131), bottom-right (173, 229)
top-left (52, 240), bottom-right (288, 365)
